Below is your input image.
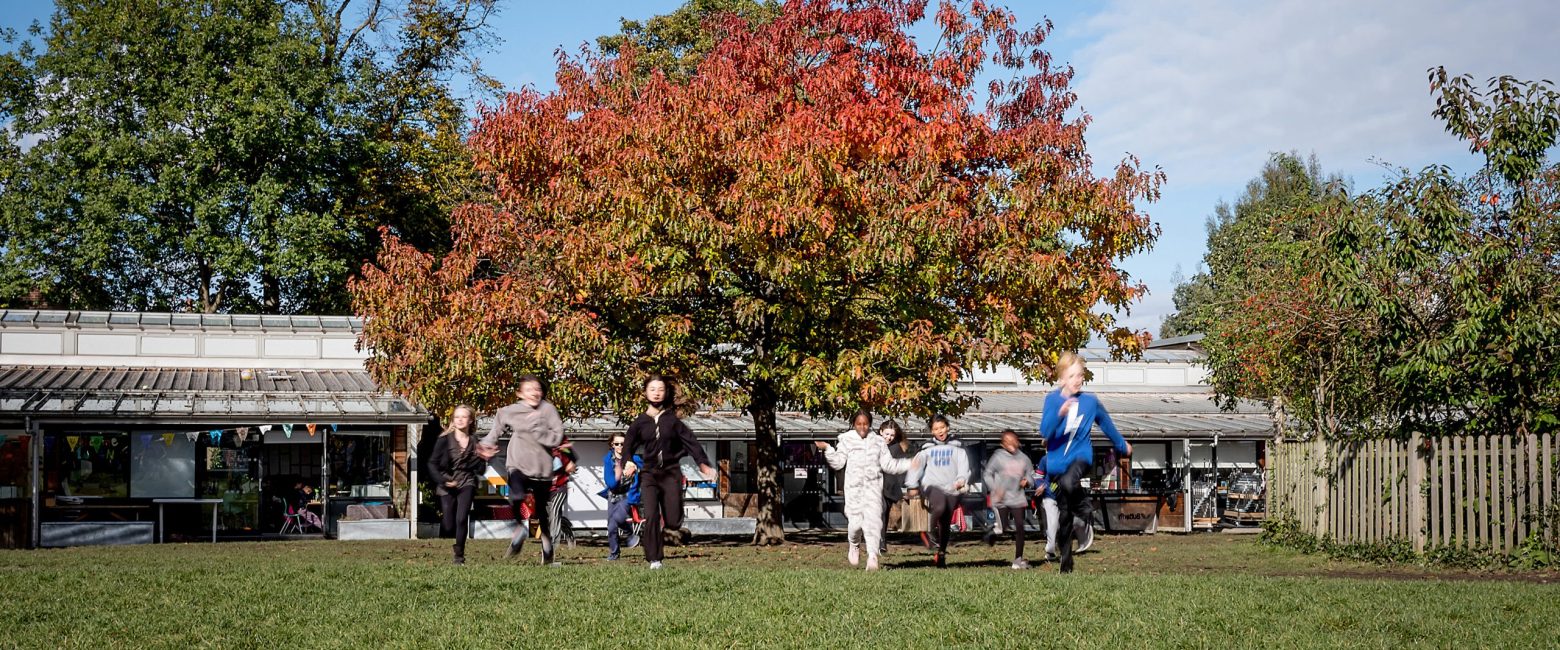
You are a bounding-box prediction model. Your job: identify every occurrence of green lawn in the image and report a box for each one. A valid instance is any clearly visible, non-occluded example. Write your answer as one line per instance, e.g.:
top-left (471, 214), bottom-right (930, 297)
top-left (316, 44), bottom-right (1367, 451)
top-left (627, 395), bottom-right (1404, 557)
top-left (2, 532), bottom-right (1556, 649)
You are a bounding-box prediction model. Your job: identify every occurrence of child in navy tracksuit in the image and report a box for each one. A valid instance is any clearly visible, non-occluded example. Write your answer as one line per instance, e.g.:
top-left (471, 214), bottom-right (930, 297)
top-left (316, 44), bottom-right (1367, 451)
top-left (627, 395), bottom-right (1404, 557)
top-left (1040, 353), bottom-right (1130, 573)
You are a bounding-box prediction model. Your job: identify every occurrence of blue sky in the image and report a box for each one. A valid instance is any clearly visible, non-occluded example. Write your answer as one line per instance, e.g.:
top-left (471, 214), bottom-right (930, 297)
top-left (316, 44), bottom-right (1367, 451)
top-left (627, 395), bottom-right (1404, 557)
top-left (6, 1), bottom-right (1559, 333)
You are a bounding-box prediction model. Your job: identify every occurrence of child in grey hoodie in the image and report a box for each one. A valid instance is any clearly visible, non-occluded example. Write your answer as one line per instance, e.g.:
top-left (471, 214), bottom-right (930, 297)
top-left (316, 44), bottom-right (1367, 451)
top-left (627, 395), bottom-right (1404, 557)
top-left (904, 414), bottom-right (970, 568)
top-left (982, 430), bottom-right (1034, 569)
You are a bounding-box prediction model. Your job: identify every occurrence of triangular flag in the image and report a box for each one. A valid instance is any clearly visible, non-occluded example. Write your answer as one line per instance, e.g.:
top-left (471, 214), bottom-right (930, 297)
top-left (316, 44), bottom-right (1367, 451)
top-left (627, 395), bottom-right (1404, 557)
top-left (306, 423), bottom-right (317, 436)
top-left (67, 436), bottom-right (79, 451)
top-left (90, 436), bottom-right (103, 450)
top-left (284, 424), bottom-right (293, 439)
top-left (259, 425), bottom-right (273, 434)
top-left (162, 433), bottom-right (175, 447)
top-left (209, 430), bottom-right (222, 445)
top-left (329, 424), bottom-right (338, 432)
top-left (186, 431), bottom-right (199, 442)
top-left (236, 427), bottom-right (251, 444)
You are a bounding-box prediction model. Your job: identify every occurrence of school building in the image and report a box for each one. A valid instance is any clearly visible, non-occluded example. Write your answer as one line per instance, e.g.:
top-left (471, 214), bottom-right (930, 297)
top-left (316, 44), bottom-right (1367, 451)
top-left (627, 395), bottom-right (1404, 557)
top-left (0, 310), bottom-right (1272, 548)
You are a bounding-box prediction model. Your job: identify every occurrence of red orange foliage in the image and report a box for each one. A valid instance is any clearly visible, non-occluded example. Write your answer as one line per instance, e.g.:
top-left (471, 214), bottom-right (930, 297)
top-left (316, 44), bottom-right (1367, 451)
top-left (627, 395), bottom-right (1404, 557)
top-left (352, 0), bottom-right (1161, 541)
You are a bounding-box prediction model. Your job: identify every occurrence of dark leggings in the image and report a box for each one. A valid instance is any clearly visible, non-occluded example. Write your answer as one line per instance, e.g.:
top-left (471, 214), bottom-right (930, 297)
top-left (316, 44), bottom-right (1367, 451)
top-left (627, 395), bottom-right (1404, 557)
top-left (1054, 461), bottom-right (1090, 573)
top-left (923, 487), bottom-right (959, 553)
top-left (880, 496), bottom-right (896, 545)
top-left (640, 467), bottom-right (685, 563)
top-left (439, 484), bottom-right (476, 558)
top-left (996, 505), bottom-right (1027, 559)
top-left (507, 471), bottom-right (557, 553)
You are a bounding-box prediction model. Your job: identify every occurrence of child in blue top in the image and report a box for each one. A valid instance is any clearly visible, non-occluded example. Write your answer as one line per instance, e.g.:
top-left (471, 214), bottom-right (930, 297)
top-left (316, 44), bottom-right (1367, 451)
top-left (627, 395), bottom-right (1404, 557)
top-left (1038, 352), bottom-right (1131, 573)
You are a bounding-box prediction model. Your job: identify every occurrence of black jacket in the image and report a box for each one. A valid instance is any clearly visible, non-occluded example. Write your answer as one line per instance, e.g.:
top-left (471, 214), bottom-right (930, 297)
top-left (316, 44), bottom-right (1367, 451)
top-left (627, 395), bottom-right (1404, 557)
top-left (621, 412), bottom-right (712, 472)
top-left (428, 434), bottom-right (487, 495)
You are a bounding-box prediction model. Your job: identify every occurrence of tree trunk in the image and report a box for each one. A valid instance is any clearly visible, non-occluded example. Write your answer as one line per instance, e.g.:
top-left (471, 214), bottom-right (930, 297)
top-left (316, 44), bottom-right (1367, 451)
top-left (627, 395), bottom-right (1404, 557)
top-left (749, 382), bottom-right (786, 545)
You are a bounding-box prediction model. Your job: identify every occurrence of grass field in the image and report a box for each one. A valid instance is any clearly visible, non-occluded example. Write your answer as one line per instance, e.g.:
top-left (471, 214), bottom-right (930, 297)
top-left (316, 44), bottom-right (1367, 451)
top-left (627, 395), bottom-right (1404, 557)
top-left (3, 531), bottom-right (1557, 649)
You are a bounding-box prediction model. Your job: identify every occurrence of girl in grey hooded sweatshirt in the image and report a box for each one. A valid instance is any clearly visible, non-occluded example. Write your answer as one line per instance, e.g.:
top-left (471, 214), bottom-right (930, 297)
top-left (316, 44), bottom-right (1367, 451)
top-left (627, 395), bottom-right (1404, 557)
top-left (982, 429), bottom-right (1035, 569)
top-left (904, 415), bottom-right (970, 568)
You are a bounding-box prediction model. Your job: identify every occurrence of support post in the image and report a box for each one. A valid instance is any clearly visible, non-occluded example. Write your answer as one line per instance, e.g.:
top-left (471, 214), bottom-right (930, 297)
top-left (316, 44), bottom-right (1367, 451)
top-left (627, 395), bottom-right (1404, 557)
top-left (1182, 438), bottom-right (1192, 532)
top-left (28, 417), bottom-right (40, 549)
top-left (407, 422), bottom-right (421, 539)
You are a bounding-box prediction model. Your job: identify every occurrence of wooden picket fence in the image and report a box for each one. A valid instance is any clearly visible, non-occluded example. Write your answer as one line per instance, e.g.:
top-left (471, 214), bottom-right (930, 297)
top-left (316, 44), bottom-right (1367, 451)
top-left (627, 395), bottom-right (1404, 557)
top-left (1268, 432), bottom-right (1558, 553)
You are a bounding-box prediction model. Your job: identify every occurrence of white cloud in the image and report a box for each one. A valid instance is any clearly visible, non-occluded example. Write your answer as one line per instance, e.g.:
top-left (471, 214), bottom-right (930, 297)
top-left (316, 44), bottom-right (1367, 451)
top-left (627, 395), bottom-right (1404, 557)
top-left (1067, 0), bottom-right (1560, 185)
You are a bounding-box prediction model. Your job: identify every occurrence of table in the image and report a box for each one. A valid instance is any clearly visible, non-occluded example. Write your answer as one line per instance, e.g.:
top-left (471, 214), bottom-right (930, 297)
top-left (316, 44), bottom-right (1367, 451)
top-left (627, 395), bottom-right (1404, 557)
top-left (152, 498), bottom-right (224, 543)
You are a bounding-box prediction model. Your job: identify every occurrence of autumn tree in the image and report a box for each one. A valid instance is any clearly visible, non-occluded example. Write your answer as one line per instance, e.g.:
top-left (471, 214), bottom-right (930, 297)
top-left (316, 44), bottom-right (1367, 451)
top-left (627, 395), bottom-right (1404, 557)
top-left (0, 0), bottom-right (496, 312)
top-left (352, 0), bottom-right (1162, 543)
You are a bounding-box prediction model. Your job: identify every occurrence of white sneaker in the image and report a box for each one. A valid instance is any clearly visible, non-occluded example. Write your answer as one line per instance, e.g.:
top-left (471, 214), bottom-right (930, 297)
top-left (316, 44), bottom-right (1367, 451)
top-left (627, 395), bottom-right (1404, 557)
top-left (865, 555), bottom-right (880, 571)
top-left (847, 544), bottom-right (860, 566)
top-left (648, 561), bottom-right (663, 570)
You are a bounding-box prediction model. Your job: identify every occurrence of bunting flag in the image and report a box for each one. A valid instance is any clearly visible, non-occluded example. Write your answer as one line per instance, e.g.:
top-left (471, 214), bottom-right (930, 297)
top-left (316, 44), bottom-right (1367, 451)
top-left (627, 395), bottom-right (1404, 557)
top-left (236, 427), bottom-right (251, 444)
top-left (329, 424), bottom-right (338, 432)
top-left (67, 436), bottom-right (79, 451)
top-left (259, 425), bottom-right (273, 434)
top-left (186, 431), bottom-right (200, 443)
top-left (209, 430), bottom-right (222, 445)
top-left (306, 423), bottom-right (317, 436)
top-left (90, 436), bottom-right (103, 450)
top-left (162, 433), bottom-right (175, 447)
top-left (285, 424), bottom-right (295, 439)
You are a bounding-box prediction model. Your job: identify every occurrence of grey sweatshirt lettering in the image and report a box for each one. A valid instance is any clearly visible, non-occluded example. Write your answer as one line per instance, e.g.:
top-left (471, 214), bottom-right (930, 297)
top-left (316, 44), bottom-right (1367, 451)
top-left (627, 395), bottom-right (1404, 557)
top-left (905, 438), bottom-right (970, 493)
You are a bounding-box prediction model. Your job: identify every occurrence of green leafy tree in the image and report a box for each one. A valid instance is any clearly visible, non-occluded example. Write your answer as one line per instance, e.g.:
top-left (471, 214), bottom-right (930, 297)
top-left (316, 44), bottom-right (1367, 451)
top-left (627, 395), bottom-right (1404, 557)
top-left (1158, 266), bottom-right (1210, 339)
top-left (1202, 71), bottom-right (1560, 440)
top-left (353, 0), bottom-right (1162, 543)
top-left (1192, 152), bottom-right (1379, 439)
top-left (0, 0), bottom-right (495, 313)
top-left (597, 0), bottom-right (780, 82)
top-left (1323, 69), bottom-right (1560, 437)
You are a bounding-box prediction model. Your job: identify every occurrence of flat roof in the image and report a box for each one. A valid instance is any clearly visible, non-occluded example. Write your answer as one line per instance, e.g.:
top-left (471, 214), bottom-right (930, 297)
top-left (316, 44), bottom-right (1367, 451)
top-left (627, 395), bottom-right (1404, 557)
top-left (0, 310), bottom-right (362, 334)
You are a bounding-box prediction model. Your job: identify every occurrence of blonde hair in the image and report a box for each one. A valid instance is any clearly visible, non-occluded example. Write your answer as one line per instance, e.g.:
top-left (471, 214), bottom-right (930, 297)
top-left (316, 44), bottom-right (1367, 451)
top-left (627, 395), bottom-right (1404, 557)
top-left (441, 405), bottom-right (477, 437)
top-left (1054, 352), bottom-right (1084, 381)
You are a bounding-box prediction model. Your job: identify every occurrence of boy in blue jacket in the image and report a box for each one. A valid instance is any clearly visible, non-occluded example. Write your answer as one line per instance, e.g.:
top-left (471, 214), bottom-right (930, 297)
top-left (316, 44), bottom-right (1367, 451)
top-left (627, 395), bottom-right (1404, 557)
top-left (599, 432), bottom-right (642, 560)
top-left (1039, 352), bottom-right (1131, 573)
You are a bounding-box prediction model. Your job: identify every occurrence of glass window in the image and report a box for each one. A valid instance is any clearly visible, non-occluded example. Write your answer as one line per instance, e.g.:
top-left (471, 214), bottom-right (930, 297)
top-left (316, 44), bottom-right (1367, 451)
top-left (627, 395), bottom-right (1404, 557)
top-left (130, 431), bottom-right (196, 498)
top-left (328, 431), bottom-right (392, 499)
top-left (44, 431), bottom-right (131, 498)
top-left (0, 432), bottom-right (31, 499)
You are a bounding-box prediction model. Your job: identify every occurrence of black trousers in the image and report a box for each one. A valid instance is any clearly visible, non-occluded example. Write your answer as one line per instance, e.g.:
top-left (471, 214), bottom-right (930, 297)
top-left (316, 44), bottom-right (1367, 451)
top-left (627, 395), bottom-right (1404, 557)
top-left (923, 487), bottom-right (959, 553)
top-left (995, 505), bottom-right (1027, 559)
top-left (1054, 461), bottom-right (1091, 573)
top-left (439, 484), bottom-right (476, 558)
top-left (640, 467), bottom-right (685, 563)
top-left (507, 470), bottom-right (557, 554)
top-left (880, 496), bottom-right (897, 547)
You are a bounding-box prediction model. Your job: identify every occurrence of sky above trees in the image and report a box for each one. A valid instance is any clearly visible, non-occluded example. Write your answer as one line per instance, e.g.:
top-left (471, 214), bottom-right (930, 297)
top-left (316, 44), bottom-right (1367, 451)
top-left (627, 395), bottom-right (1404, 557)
top-left (5, 0), bottom-right (1557, 328)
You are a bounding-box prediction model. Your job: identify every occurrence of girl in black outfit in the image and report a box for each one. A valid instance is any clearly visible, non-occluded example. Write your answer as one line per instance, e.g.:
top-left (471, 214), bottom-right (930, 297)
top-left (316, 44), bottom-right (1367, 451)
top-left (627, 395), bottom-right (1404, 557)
top-left (878, 419), bottom-right (914, 554)
top-left (428, 405), bottom-right (490, 565)
top-left (618, 376), bottom-right (716, 569)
